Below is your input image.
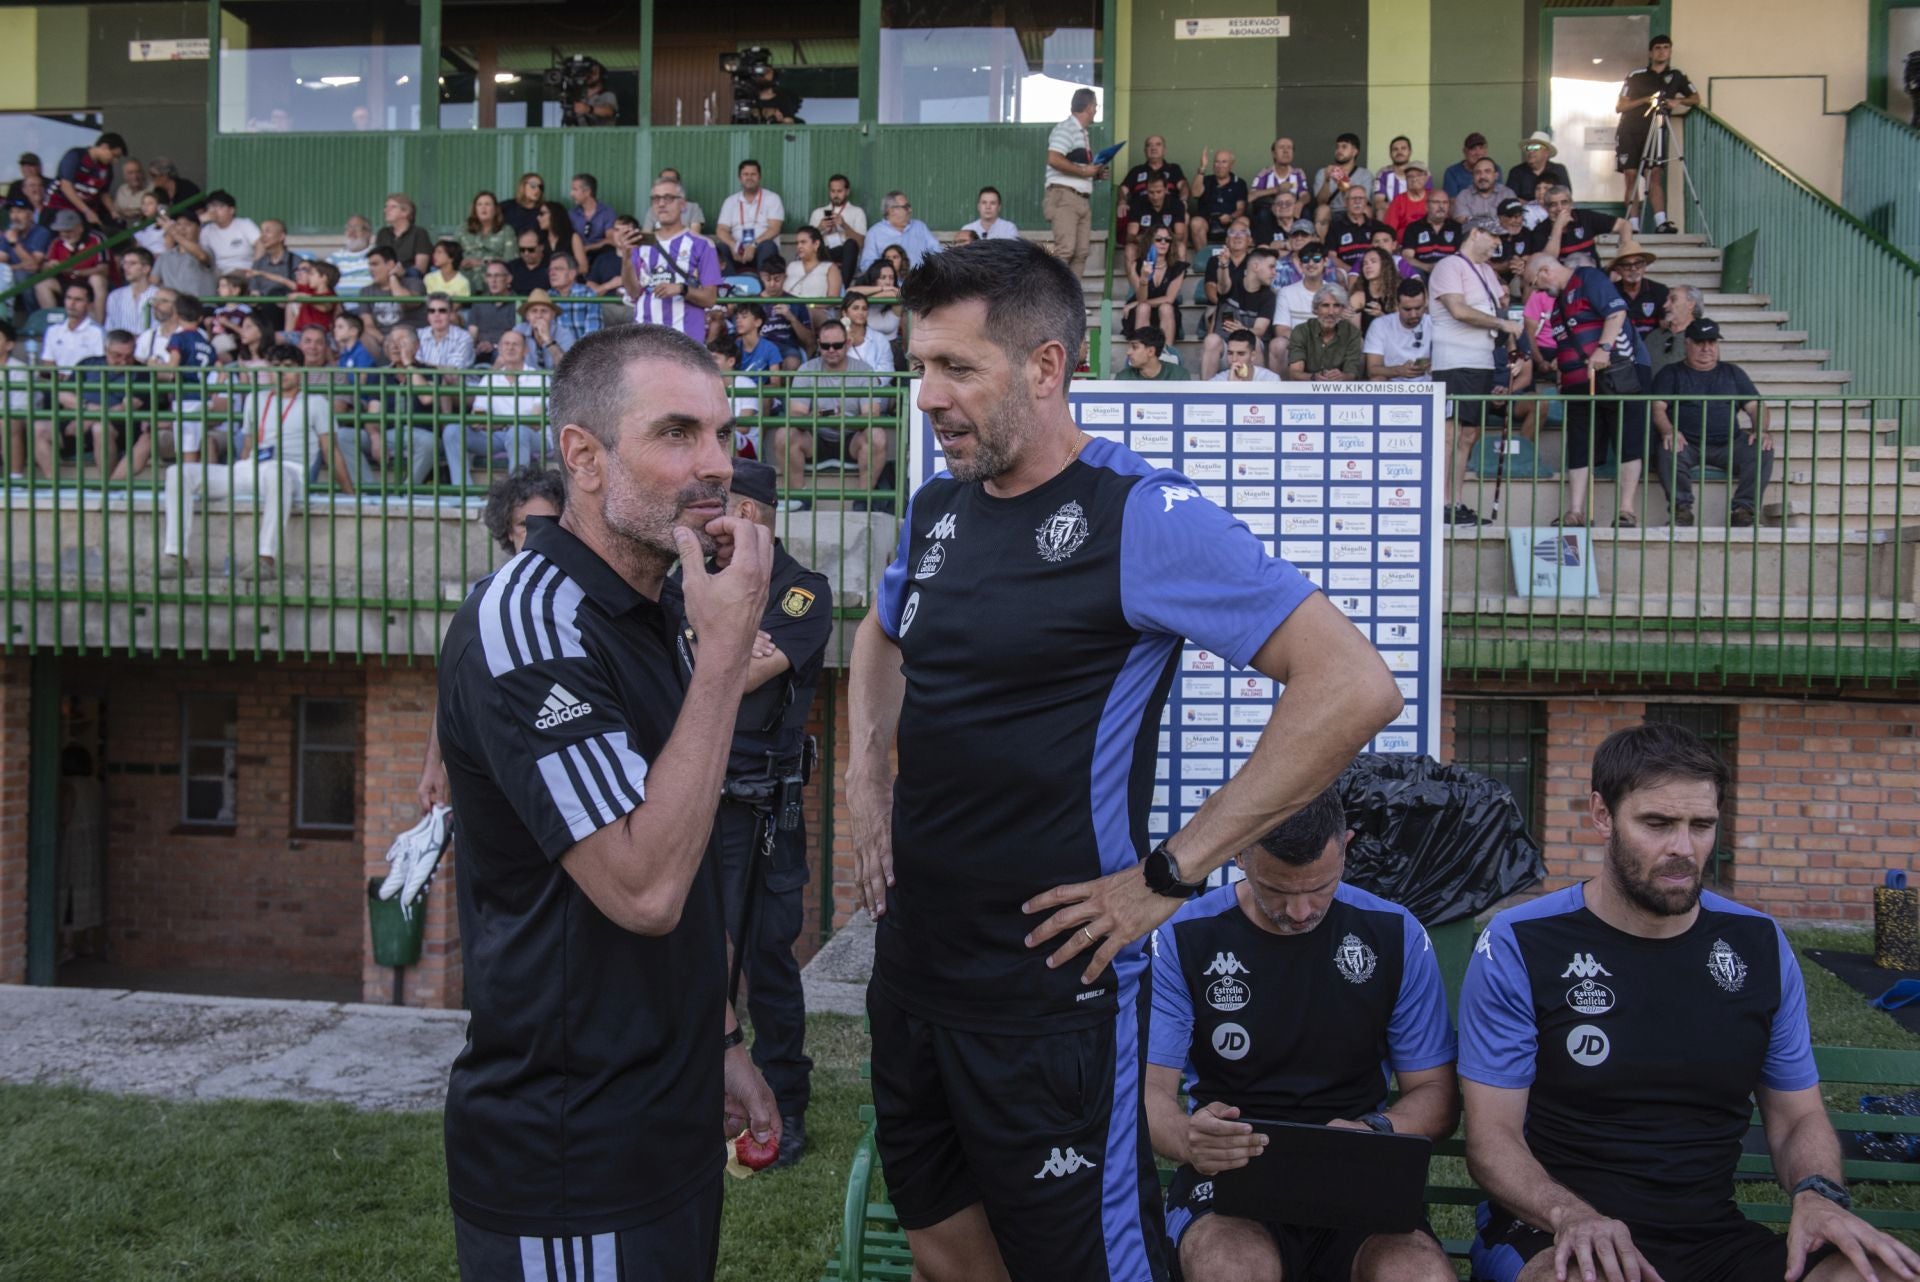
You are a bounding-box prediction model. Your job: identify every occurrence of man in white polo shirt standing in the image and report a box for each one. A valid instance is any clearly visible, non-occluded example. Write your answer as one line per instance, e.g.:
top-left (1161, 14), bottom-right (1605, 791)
top-left (1044, 87), bottom-right (1107, 281)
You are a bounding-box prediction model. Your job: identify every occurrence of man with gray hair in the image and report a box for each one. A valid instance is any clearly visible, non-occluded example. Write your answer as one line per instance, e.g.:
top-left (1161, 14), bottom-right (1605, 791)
top-left (437, 323), bottom-right (779, 1280)
top-left (1645, 284), bottom-right (1702, 375)
top-left (1284, 285), bottom-right (1364, 381)
top-left (858, 190), bottom-right (942, 273)
top-left (1044, 86), bottom-right (1107, 279)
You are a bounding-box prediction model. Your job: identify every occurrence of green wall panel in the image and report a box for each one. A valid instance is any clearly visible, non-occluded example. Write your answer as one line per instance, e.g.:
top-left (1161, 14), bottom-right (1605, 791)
top-left (210, 124), bottom-right (1053, 236)
top-left (1428, 0), bottom-right (1530, 175)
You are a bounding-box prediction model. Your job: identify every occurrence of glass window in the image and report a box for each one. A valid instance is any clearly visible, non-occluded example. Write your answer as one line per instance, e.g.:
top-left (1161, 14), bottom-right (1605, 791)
top-left (1452, 700), bottom-right (1545, 840)
top-left (880, 0), bottom-right (1101, 125)
top-left (1890, 8), bottom-right (1920, 123)
top-left (441, 0), bottom-right (640, 130)
top-left (652, 9), bottom-right (859, 127)
top-left (181, 694), bottom-right (238, 826)
top-left (1547, 11), bottom-right (1655, 201)
top-left (297, 698), bottom-right (356, 831)
top-left (219, 2), bottom-right (420, 134)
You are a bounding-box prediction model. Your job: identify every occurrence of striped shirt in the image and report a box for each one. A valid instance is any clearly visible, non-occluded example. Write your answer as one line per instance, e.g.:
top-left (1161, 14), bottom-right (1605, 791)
top-left (628, 233), bottom-right (721, 340)
top-left (553, 284), bottom-right (604, 341)
top-left (1046, 117), bottom-right (1093, 194)
top-left (1548, 266), bottom-right (1648, 390)
top-left (1250, 166), bottom-right (1309, 199)
top-left (416, 326), bottom-right (476, 370)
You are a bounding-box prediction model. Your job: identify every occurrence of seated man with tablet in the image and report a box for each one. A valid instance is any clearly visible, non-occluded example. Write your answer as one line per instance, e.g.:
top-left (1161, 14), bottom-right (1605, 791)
top-left (1146, 783), bottom-right (1459, 1281)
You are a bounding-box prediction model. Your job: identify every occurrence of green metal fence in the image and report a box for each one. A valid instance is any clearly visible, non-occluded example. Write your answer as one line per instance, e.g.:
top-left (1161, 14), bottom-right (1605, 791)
top-left (1685, 108), bottom-right (1920, 398)
top-left (1445, 393), bottom-right (1920, 687)
top-left (1843, 103), bottom-right (1920, 265)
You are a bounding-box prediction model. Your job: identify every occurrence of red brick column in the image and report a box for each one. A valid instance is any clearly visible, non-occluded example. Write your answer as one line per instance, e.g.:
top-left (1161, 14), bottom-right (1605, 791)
top-left (1538, 698), bottom-right (1647, 892)
top-left (360, 662), bottom-right (462, 1008)
top-left (0, 655), bottom-right (32, 984)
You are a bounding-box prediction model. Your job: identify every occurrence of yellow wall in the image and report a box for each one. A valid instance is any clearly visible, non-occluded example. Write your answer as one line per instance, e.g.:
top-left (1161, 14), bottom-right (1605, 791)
top-left (0, 9), bottom-right (37, 110)
top-left (1673, 0), bottom-right (1868, 199)
top-left (1368, 0), bottom-right (1432, 169)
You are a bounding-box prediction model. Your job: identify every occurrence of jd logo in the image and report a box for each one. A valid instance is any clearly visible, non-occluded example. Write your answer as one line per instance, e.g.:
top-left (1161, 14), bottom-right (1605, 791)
top-left (1566, 1024), bottom-right (1610, 1067)
top-left (1211, 1022), bottom-right (1250, 1061)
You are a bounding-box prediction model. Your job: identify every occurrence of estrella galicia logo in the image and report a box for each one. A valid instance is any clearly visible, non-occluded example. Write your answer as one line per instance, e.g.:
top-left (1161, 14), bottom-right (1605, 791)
top-left (1035, 500), bottom-right (1091, 562)
top-left (1565, 978), bottom-right (1616, 1016)
top-left (1566, 1024), bottom-right (1610, 1067)
top-left (916, 542), bottom-right (946, 578)
top-left (1205, 976), bottom-right (1250, 1012)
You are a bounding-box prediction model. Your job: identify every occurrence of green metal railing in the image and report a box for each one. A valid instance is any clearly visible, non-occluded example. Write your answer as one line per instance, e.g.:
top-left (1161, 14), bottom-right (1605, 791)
top-left (0, 189), bottom-right (212, 310)
top-left (1685, 108), bottom-right (1920, 398)
top-left (1842, 103), bottom-right (1920, 264)
top-left (1444, 393), bottom-right (1920, 687)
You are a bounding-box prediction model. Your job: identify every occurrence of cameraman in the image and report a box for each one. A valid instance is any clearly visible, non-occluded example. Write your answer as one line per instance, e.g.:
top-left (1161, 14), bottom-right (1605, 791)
top-left (667, 459), bottom-right (832, 1171)
top-left (1614, 34), bottom-right (1698, 234)
top-left (567, 59), bottom-right (617, 127)
top-left (745, 65), bottom-right (801, 125)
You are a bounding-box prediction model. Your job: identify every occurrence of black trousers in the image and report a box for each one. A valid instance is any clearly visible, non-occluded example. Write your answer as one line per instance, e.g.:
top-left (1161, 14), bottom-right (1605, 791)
top-left (715, 796), bottom-right (813, 1116)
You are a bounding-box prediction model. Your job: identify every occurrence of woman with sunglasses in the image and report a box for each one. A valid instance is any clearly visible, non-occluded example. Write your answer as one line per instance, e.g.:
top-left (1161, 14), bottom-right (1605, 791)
top-left (534, 200), bottom-right (587, 282)
top-left (501, 172), bottom-right (545, 236)
top-left (1124, 229), bottom-right (1188, 342)
top-left (459, 191), bottom-right (514, 290)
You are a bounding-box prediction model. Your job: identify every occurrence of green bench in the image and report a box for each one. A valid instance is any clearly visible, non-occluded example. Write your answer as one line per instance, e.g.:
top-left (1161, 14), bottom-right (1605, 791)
top-left (823, 1045), bottom-right (1920, 1281)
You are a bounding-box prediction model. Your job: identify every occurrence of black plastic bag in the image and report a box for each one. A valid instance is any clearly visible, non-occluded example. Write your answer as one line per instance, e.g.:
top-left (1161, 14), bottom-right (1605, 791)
top-left (1336, 754), bottom-right (1547, 927)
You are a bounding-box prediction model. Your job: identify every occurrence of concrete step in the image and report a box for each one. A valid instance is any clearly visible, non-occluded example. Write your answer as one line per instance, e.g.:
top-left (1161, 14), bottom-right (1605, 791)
top-left (1507, 421), bottom-right (1905, 471)
top-left (1438, 522), bottom-right (1919, 600)
top-left (1715, 325), bottom-right (1808, 344)
top-left (1458, 475), bottom-right (1920, 530)
top-left (1714, 344), bottom-right (1827, 361)
top-left (1597, 233), bottom-right (1711, 248)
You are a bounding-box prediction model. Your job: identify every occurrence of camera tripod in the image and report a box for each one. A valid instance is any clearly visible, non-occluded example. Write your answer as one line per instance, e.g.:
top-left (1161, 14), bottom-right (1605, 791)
top-left (1627, 99), bottom-right (1706, 236)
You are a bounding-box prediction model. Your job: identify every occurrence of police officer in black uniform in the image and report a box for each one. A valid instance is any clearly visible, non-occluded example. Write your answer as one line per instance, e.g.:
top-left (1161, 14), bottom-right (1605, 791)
top-left (671, 458), bottom-right (833, 1168)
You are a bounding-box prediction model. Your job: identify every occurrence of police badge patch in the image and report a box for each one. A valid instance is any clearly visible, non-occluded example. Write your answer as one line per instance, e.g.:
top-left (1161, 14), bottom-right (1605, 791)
top-left (1706, 938), bottom-right (1748, 993)
top-left (1036, 501), bottom-right (1090, 563)
top-left (780, 586), bottom-right (816, 618)
top-left (1334, 933), bottom-right (1376, 984)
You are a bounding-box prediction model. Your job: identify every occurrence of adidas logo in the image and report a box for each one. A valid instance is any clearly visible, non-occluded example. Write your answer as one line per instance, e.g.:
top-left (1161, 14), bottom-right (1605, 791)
top-left (1032, 1146), bottom-right (1097, 1179)
top-left (1560, 953), bottom-right (1612, 980)
top-left (1202, 952), bottom-right (1250, 977)
top-left (535, 683), bottom-right (593, 730)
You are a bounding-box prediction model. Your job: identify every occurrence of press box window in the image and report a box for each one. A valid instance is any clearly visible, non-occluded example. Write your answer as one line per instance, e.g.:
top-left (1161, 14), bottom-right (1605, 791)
top-left (181, 694), bottom-right (239, 826)
top-left (297, 698), bottom-right (357, 831)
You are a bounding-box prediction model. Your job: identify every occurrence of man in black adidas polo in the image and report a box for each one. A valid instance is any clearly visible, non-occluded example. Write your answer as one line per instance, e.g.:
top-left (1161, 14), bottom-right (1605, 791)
top-left (436, 324), bottom-right (778, 1281)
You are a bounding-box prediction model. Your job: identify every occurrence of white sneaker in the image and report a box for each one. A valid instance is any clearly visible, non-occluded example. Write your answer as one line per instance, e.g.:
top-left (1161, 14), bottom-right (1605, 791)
top-left (379, 808), bottom-right (441, 900)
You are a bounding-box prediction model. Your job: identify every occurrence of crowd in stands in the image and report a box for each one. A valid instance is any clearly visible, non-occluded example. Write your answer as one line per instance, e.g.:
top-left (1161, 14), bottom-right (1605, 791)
top-left (2, 32), bottom-right (1772, 540)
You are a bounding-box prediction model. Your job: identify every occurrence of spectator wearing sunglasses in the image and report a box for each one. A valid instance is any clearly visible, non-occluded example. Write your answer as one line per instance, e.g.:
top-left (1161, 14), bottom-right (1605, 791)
top-left (508, 230), bottom-right (552, 295)
top-left (1124, 228), bottom-right (1188, 342)
top-left (416, 292), bottom-right (475, 370)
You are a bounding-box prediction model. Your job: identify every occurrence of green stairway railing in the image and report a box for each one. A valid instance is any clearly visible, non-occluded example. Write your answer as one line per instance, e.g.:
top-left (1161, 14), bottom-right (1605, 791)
top-left (1842, 103), bottom-right (1920, 265)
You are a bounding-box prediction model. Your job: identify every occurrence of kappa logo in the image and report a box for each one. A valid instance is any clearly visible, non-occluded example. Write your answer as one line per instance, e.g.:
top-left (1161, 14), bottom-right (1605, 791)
top-left (534, 683), bottom-right (593, 730)
top-left (1202, 951), bottom-right (1250, 977)
top-left (1161, 485), bottom-right (1199, 513)
top-left (928, 513), bottom-right (958, 540)
top-left (1560, 953), bottom-right (1613, 980)
top-left (1474, 929), bottom-right (1493, 958)
top-left (1033, 1146), bottom-right (1098, 1179)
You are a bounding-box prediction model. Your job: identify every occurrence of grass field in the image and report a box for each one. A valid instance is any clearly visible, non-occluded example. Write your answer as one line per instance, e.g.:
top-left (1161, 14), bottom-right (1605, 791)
top-left (1, 929), bottom-right (1916, 1281)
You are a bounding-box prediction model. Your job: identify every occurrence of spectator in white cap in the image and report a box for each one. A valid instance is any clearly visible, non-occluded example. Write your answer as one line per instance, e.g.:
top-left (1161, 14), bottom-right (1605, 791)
top-left (1506, 131), bottom-right (1571, 204)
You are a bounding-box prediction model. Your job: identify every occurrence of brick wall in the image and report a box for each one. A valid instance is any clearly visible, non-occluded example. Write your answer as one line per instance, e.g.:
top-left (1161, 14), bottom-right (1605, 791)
top-left (62, 656), bottom-right (370, 981)
top-left (360, 662), bottom-right (461, 1007)
top-left (0, 655), bottom-right (30, 984)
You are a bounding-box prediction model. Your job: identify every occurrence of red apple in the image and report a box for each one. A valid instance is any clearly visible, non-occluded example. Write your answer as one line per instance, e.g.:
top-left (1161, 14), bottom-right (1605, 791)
top-left (734, 1130), bottom-right (780, 1171)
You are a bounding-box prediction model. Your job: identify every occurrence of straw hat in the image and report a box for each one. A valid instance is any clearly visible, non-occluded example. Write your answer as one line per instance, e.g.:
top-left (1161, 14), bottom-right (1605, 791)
top-left (1609, 236), bottom-right (1658, 269)
top-left (518, 288), bottom-right (557, 317)
top-left (1519, 130), bottom-right (1558, 159)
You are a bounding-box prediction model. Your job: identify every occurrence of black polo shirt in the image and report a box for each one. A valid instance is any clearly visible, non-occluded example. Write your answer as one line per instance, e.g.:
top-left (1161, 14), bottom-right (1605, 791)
top-left (1525, 208), bottom-right (1615, 261)
top-left (1616, 66), bottom-right (1697, 144)
top-left (1120, 161), bottom-right (1187, 206)
top-left (1401, 218), bottom-right (1464, 267)
top-left (437, 516), bottom-right (725, 1236)
top-left (1506, 160), bottom-right (1572, 203)
top-left (1618, 278), bottom-right (1669, 337)
top-left (1128, 193), bottom-right (1189, 240)
top-left (1328, 214), bottom-right (1390, 270)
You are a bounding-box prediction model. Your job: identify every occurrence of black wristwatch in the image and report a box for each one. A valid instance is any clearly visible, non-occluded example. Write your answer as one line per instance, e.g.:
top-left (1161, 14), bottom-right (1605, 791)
top-left (1359, 1111), bottom-right (1395, 1135)
top-left (1792, 1174), bottom-right (1851, 1209)
top-left (722, 1026), bottom-right (744, 1050)
top-left (1143, 841), bottom-right (1205, 899)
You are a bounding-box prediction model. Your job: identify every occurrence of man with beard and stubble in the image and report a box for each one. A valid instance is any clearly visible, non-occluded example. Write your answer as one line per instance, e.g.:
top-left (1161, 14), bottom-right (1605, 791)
top-left (847, 238), bottom-right (1403, 1282)
top-left (435, 324), bottom-right (781, 1281)
top-left (1459, 722), bottom-right (1919, 1282)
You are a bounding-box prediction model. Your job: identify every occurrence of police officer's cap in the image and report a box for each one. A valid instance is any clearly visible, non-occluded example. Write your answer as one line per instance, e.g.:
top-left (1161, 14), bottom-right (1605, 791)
top-left (730, 458), bottom-right (779, 508)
